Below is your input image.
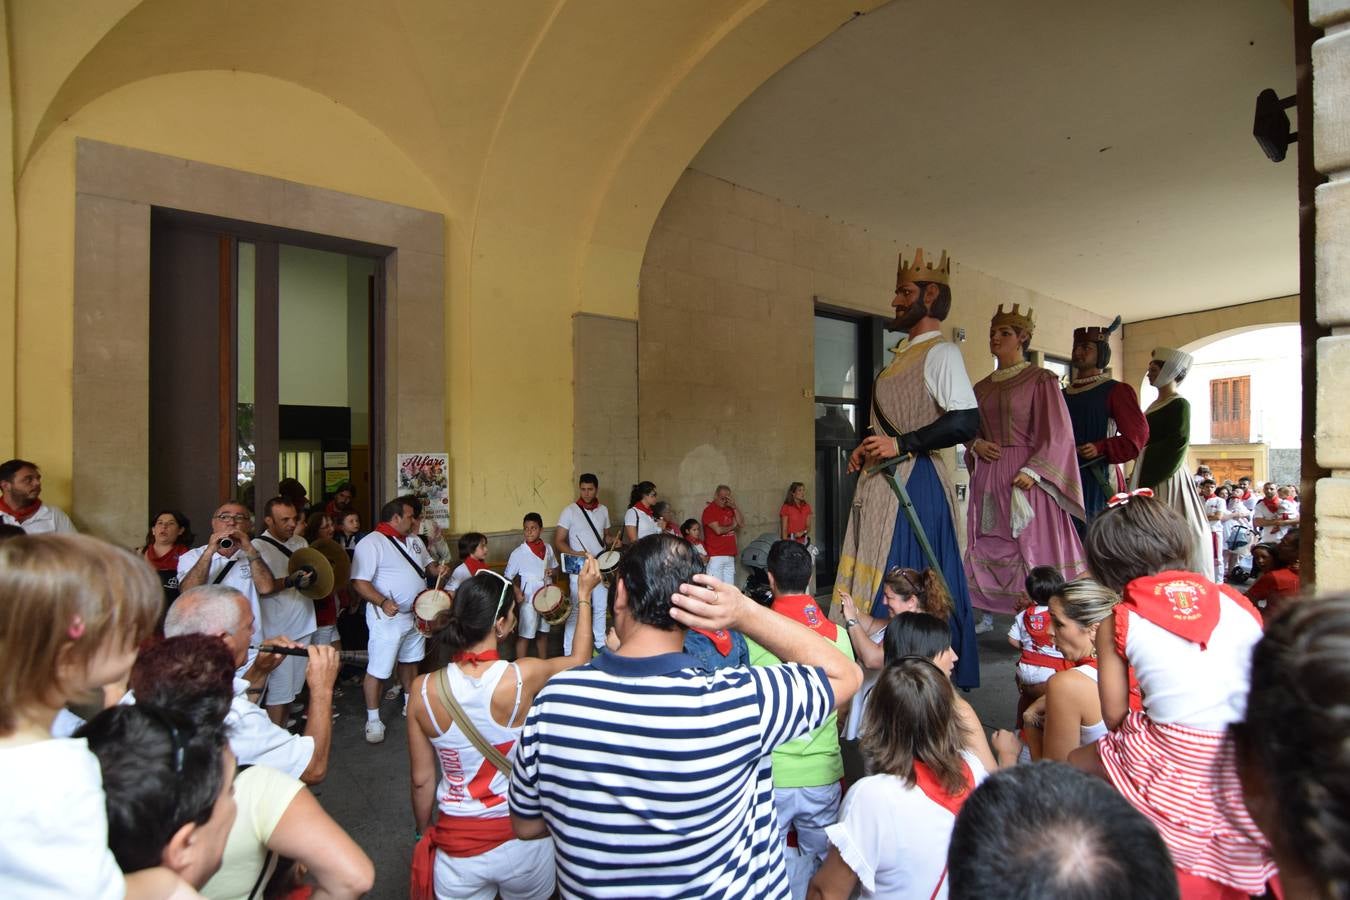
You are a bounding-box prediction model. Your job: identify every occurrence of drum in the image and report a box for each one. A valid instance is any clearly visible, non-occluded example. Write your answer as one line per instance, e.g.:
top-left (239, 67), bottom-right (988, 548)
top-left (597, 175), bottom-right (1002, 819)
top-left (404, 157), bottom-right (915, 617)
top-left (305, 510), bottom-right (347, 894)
top-left (532, 584), bottom-right (571, 626)
top-left (413, 588), bottom-right (452, 636)
top-left (596, 550), bottom-right (622, 583)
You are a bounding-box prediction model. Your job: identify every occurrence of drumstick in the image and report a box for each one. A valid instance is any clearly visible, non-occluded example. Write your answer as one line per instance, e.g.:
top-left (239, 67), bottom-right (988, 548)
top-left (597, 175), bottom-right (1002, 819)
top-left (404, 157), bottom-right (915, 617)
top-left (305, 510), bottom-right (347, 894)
top-left (252, 644), bottom-right (369, 663)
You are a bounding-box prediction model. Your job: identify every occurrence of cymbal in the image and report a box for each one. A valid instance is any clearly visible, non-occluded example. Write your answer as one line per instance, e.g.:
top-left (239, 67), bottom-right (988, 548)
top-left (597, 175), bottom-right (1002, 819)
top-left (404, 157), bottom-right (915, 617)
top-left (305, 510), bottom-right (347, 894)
top-left (308, 537), bottom-right (351, 589)
top-left (288, 546), bottom-right (335, 600)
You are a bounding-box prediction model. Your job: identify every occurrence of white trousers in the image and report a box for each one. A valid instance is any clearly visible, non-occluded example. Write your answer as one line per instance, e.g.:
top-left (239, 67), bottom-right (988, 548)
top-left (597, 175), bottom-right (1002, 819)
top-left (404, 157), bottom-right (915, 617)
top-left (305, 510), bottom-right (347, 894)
top-left (563, 578), bottom-right (608, 655)
top-left (433, 836), bottom-right (556, 900)
top-left (706, 555), bottom-right (736, 586)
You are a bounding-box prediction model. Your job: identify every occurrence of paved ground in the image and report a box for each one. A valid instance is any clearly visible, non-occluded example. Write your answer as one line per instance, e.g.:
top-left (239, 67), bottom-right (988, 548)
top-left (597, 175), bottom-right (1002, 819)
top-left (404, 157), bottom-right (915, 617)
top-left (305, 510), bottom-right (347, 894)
top-left (311, 613), bottom-right (1021, 899)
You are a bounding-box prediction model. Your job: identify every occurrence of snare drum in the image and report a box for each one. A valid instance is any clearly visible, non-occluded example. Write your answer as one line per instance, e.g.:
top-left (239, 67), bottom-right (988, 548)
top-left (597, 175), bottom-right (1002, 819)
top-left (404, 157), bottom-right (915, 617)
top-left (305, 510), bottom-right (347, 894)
top-left (532, 584), bottom-right (571, 626)
top-left (596, 550), bottom-right (622, 583)
top-left (413, 588), bottom-right (452, 636)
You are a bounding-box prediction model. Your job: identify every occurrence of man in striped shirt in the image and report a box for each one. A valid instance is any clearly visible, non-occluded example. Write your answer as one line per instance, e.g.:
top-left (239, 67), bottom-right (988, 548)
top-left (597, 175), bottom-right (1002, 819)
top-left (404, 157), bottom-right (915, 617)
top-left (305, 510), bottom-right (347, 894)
top-left (509, 533), bottom-right (861, 899)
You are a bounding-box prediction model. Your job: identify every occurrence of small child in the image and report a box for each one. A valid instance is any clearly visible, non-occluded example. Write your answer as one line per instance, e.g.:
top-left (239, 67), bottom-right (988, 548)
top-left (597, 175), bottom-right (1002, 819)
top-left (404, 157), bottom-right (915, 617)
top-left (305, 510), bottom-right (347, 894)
top-left (1007, 565), bottom-right (1070, 703)
top-left (681, 518), bottom-right (708, 564)
top-left (0, 534), bottom-right (185, 899)
top-left (1078, 493), bottom-right (1273, 898)
top-left (337, 510), bottom-right (363, 554)
top-left (505, 513), bottom-right (557, 660)
top-left (446, 531), bottom-right (488, 594)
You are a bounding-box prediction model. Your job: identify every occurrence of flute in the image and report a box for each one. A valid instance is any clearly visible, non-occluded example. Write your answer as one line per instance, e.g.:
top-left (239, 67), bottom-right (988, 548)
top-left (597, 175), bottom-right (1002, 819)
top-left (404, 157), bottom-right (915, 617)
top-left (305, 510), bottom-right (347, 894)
top-left (252, 644), bottom-right (369, 663)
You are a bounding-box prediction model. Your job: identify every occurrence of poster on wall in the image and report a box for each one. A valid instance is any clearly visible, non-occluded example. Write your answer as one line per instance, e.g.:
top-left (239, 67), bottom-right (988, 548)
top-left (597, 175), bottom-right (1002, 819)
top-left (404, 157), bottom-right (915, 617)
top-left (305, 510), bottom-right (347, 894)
top-left (396, 453), bottom-right (450, 528)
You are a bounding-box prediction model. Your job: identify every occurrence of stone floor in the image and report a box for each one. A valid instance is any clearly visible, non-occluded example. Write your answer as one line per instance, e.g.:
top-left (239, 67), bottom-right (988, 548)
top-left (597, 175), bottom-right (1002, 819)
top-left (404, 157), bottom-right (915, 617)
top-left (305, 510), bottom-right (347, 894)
top-left (309, 613), bottom-right (1021, 899)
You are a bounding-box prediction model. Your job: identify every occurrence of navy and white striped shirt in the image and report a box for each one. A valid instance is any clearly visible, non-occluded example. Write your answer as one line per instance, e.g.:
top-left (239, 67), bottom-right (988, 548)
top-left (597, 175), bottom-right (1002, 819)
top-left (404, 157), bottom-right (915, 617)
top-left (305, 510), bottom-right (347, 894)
top-left (508, 650), bottom-right (834, 899)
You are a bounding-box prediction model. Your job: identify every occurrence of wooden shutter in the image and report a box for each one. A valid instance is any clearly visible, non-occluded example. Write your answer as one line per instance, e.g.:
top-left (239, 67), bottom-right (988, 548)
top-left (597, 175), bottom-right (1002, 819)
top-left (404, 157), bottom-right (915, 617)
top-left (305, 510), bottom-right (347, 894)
top-left (1209, 376), bottom-right (1251, 443)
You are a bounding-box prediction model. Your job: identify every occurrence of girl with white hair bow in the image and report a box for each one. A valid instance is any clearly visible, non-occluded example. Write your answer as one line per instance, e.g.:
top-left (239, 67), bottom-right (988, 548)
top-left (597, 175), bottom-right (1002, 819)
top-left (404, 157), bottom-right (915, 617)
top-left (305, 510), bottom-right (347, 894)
top-left (1128, 347), bottom-right (1214, 580)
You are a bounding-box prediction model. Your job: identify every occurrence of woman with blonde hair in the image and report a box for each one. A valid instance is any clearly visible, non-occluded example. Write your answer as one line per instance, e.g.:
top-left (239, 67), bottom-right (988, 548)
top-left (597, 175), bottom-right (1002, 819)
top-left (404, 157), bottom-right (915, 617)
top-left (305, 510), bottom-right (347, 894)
top-left (808, 657), bottom-right (988, 900)
top-left (1022, 579), bottom-right (1118, 761)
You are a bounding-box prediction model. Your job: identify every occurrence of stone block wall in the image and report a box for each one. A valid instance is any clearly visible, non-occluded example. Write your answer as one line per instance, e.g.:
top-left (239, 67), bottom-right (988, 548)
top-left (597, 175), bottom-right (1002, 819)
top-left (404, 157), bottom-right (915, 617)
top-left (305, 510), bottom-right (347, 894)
top-left (1312, 1), bottom-right (1350, 589)
top-left (637, 169), bottom-right (1115, 565)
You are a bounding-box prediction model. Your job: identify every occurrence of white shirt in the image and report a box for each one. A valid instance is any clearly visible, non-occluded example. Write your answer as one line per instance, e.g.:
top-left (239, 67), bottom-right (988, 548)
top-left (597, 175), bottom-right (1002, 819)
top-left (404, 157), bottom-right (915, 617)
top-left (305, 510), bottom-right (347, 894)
top-left (226, 677), bottom-right (315, 779)
top-left (178, 545), bottom-right (264, 651)
top-left (0, 503), bottom-right (76, 534)
top-left (1203, 497), bottom-right (1226, 534)
top-left (1255, 498), bottom-right (1296, 542)
top-left (351, 530), bottom-right (432, 613)
top-left (254, 531), bottom-right (316, 639)
top-left (902, 331), bottom-right (978, 412)
top-left (0, 738), bottom-right (124, 899)
top-left (505, 542), bottom-right (557, 601)
top-left (825, 752), bottom-right (989, 899)
top-left (623, 506), bottom-right (661, 539)
top-left (447, 561), bottom-right (475, 593)
top-left (557, 502), bottom-right (612, 556)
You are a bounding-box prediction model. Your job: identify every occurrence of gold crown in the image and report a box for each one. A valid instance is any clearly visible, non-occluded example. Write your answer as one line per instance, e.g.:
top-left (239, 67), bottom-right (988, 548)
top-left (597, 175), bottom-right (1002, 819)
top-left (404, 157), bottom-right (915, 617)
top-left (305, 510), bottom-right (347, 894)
top-left (991, 303), bottom-right (1035, 333)
top-left (896, 247), bottom-right (951, 290)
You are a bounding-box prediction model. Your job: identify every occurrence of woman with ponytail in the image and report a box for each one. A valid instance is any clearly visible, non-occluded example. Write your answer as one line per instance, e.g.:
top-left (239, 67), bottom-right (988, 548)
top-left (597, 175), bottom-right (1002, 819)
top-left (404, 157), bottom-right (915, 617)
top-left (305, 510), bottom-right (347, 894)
top-left (624, 481), bottom-right (660, 544)
top-left (407, 559), bottom-right (600, 899)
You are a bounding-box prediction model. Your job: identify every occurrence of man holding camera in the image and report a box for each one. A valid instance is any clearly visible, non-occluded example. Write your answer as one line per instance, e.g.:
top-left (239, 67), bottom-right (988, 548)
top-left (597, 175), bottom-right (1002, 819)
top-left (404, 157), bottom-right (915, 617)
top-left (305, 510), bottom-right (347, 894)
top-left (178, 500), bottom-right (280, 669)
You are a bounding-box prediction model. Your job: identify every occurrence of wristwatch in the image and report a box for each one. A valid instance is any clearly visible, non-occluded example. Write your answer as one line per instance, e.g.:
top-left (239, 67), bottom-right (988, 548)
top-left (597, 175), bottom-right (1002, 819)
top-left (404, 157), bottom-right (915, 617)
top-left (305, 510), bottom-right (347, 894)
top-left (845, 618), bottom-right (859, 628)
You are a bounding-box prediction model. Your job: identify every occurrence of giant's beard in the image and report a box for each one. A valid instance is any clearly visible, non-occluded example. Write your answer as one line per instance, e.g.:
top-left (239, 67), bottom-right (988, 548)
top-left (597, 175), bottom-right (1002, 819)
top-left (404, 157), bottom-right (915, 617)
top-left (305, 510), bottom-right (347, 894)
top-left (890, 297), bottom-right (928, 334)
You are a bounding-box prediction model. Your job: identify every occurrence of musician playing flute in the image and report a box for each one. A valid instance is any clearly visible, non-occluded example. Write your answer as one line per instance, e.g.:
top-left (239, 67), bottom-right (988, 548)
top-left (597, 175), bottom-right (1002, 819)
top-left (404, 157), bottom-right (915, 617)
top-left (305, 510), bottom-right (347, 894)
top-left (834, 248), bottom-right (981, 689)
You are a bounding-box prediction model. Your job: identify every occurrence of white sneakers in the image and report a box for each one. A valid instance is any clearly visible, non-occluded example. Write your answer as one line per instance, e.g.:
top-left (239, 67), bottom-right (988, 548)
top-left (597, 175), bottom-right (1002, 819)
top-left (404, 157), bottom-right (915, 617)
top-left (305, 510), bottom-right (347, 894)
top-left (364, 719), bottom-right (386, 744)
top-left (974, 612), bottom-right (994, 635)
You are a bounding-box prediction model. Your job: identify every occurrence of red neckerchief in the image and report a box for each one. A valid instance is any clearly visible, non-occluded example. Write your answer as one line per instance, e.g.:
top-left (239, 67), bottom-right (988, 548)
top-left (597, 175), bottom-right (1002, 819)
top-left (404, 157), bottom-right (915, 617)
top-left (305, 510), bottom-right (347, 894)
top-left (526, 539), bottom-right (546, 560)
top-left (692, 627), bottom-right (733, 656)
top-left (453, 650), bottom-right (501, 664)
top-left (633, 501), bottom-right (654, 516)
top-left (1021, 606), bottom-right (1054, 649)
top-left (772, 594), bottom-right (838, 641)
top-left (1261, 497), bottom-right (1281, 514)
top-left (1121, 571), bottom-right (1241, 648)
top-left (375, 522), bottom-right (406, 543)
top-left (912, 758), bottom-right (975, 817)
top-left (145, 544), bottom-right (186, 572)
top-left (0, 496), bottom-right (41, 523)
top-left (465, 557), bottom-right (487, 575)
top-left (576, 497), bottom-right (599, 511)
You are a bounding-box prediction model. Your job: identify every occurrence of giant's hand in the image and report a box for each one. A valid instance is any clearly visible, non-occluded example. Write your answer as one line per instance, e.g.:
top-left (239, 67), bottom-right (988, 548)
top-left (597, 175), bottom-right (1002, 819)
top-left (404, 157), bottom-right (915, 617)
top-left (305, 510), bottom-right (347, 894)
top-left (847, 444), bottom-right (867, 474)
top-left (861, 434), bottom-right (901, 461)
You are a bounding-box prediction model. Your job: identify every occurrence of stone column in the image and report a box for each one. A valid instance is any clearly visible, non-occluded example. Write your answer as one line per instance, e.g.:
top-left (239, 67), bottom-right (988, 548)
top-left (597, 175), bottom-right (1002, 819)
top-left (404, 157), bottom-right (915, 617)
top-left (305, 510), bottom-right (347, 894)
top-left (1312, 1), bottom-right (1350, 588)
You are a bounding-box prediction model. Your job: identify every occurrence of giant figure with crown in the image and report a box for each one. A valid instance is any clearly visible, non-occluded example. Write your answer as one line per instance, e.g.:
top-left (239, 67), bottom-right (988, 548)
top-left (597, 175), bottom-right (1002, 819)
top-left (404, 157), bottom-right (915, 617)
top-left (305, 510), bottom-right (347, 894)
top-left (1063, 316), bottom-right (1149, 535)
top-left (964, 304), bottom-right (1088, 618)
top-left (835, 248), bottom-right (981, 689)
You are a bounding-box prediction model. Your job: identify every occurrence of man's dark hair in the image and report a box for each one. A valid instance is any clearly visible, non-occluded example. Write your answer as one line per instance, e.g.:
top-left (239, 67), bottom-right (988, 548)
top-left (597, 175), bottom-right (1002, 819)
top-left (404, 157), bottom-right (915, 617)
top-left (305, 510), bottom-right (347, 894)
top-left (882, 612), bottom-right (951, 666)
top-left (0, 458), bottom-right (36, 484)
top-left (617, 533), bottom-right (704, 630)
top-left (1024, 565), bottom-right (1065, 606)
top-left (948, 762), bottom-right (1177, 900)
top-left (332, 481), bottom-right (354, 496)
top-left (1200, 479), bottom-right (1216, 489)
top-left (380, 497), bottom-right (417, 523)
top-left (80, 704), bottom-right (229, 874)
top-left (767, 540), bottom-right (812, 594)
top-left (579, 473), bottom-right (599, 487)
top-left (523, 512), bottom-right (543, 528)
top-left (917, 281), bottom-right (953, 322)
top-left (262, 495), bottom-right (296, 523)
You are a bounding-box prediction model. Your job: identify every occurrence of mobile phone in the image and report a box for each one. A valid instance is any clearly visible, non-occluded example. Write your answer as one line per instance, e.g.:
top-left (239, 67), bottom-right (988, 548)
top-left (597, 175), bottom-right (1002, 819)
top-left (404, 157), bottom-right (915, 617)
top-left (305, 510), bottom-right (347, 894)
top-left (561, 553), bottom-right (584, 575)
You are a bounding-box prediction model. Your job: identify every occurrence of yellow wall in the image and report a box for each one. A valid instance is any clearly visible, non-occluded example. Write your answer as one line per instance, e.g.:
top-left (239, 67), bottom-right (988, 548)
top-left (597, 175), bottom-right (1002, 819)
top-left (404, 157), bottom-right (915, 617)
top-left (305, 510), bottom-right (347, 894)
top-left (0, 0), bottom-right (890, 533)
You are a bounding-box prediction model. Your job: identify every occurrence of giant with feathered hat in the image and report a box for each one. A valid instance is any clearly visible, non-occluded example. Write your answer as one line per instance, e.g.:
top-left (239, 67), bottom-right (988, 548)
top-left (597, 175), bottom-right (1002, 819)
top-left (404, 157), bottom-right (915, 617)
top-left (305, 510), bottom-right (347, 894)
top-left (1063, 315), bottom-right (1149, 531)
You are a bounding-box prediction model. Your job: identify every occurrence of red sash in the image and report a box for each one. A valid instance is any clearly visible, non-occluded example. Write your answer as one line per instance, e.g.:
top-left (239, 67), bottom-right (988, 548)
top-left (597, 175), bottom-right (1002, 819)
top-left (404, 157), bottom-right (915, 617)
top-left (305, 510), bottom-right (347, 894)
top-left (1019, 649), bottom-right (1072, 671)
top-left (1121, 571), bottom-right (1261, 648)
top-left (465, 557), bottom-right (487, 575)
top-left (410, 816), bottom-right (517, 899)
top-left (0, 497), bottom-right (41, 523)
top-left (526, 539), bottom-right (546, 560)
top-left (692, 627), bottom-right (733, 656)
top-left (376, 522), bottom-right (406, 542)
top-left (772, 594), bottom-right (838, 641)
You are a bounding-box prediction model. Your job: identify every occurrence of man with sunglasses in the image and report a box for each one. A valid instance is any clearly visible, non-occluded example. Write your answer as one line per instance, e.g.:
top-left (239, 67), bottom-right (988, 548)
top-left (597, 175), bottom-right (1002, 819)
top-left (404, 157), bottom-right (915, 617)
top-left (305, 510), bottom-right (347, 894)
top-left (178, 501), bottom-right (279, 667)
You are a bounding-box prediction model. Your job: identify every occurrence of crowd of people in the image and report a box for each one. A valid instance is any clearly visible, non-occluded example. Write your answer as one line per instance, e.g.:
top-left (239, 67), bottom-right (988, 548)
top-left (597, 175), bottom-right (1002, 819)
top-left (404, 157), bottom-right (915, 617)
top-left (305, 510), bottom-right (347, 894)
top-left (0, 240), bottom-right (1338, 900)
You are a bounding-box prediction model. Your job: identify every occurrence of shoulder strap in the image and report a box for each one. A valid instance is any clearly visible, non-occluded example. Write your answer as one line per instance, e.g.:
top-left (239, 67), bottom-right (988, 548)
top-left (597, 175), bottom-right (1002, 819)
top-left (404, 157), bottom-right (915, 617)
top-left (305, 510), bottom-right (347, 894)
top-left (578, 504), bottom-right (605, 548)
top-left (212, 557), bottom-right (239, 585)
top-left (434, 667), bottom-right (512, 777)
top-left (383, 533), bottom-right (426, 579)
top-left (255, 534), bottom-right (292, 558)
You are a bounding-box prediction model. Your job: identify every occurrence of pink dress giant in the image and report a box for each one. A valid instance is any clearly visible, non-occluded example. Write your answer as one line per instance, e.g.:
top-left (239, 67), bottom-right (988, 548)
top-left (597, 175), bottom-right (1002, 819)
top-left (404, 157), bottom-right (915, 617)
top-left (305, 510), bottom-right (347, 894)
top-left (965, 363), bottom-right (1088, 614)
